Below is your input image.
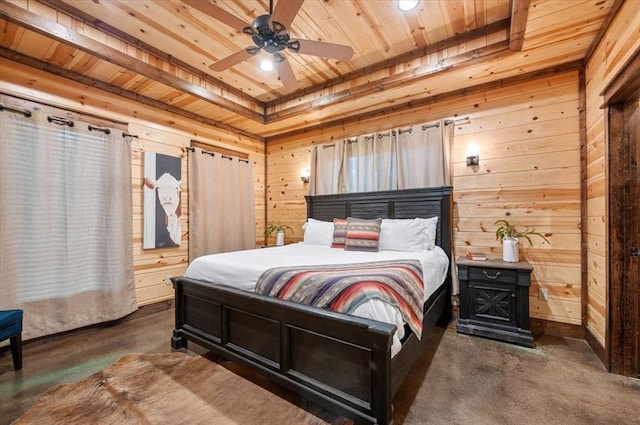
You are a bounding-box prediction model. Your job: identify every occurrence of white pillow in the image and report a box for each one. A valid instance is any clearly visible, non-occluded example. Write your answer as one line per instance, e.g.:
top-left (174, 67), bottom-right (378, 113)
top-left (302, 218), bottom-right (334, 246)
top-left (417, 216), bottom-right (439, 250)
top-left (378, 218), bottom-right (430, 252)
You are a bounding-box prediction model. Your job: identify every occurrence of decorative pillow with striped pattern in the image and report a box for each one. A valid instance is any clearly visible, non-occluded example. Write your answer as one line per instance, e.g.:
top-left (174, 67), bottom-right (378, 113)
top-left (331, 218), bottom-right (348, 248)
top-left (344, 217), bottom-right (383, 252)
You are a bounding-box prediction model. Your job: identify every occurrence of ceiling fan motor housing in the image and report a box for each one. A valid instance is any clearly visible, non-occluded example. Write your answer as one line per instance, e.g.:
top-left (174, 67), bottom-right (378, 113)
top-left (245, 14), bottom-right (292, 55)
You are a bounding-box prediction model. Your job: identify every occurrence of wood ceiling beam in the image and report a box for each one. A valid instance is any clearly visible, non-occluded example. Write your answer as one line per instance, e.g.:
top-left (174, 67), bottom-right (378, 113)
top-left (0, 1), bottom-right (515, 127)
top-left (265, 41), bottom-right (510, 123)
top-left (509, 0), bottom-right (530, 51)
top-left (265, 60), bottom-right (584, 143)
top-left (266, 19), bottom-right (510, 109)
top-left (0, 47), bottom-right (263, 142)
top-left (36, 0), bottom-right (259, 108)
top-left (0, 0), bottom-right (265, 123)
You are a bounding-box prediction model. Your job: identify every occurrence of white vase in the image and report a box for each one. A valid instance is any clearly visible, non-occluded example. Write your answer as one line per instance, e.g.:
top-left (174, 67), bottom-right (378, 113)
top-left (275, 231), bottom-right (285, 246)
top-left (502, 237), bottom-right (519, 262)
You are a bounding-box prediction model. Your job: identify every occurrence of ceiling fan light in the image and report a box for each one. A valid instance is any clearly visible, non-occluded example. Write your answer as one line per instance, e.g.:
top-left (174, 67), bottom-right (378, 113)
top-left (397, 0), bottom-right (419, 11)
top-left (259, 58), bottom-right (274, 72)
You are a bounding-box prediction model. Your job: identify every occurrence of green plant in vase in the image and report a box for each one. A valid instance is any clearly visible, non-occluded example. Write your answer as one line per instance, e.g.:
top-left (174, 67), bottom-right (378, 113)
top-left (494, 219), bottom-right (550, 262)
top-left (264, 224), bottom-right (293, 246)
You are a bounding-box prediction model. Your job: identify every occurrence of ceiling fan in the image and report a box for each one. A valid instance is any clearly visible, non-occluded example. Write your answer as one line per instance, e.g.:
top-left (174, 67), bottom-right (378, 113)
top-left (183, 0), bottom-right (355, 91)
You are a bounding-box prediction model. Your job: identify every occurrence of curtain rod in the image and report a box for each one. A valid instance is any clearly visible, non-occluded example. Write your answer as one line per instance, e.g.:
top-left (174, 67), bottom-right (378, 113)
top-left (378, 130), bottom-right (396, 138)
top-left (1, 92), bottom-right (128, 128)
top-left (445, 116), bottom-right (470, 125)
top-left (47, 115), bottom-right (74, 127)
top-left (5, 105), bottom-right (133, 138)
top-left (0, 104), bottom-right (32, 117)
top-left (88, 125), bottom-right (110, 135)
top-left (190, 139), bottom-right (249, 160)
top-left (320, 115), bottom-right (470, 147)
top-left (187, 146), bottom-right (249, 163)
top-left (186, 146), bottom-right (214, 156)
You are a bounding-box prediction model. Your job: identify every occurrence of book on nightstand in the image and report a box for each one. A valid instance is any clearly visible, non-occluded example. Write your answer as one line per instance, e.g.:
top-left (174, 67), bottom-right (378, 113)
top-left (466, 251), bottom-right (487, 260)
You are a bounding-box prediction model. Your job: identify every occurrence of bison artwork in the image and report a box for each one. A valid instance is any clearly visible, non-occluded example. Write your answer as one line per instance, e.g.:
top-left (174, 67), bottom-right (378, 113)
top-left (143, 152), bottom-right (182, 249)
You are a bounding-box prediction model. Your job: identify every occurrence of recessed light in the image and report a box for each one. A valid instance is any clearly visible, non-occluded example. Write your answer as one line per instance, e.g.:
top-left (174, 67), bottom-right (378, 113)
top-left (397, 0), bottom-right (419, 12)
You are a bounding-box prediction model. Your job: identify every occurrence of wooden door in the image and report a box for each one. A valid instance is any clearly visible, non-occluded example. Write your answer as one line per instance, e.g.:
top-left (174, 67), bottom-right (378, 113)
top-left (637, 97), bottom-right (640, 377)
top-left (608, 93), bottom-right (640, 378)
top-left (635, 97), bottom-right (640, 378)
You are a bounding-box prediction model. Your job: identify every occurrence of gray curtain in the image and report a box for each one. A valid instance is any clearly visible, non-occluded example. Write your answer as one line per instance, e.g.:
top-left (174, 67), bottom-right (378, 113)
top-left (188, 148), bottom-right (255, 260)
top-left (0, 108), bottom-right (137, 341)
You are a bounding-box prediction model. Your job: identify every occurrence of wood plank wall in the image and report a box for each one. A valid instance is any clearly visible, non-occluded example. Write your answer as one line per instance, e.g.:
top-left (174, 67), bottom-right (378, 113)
top-left (266, 69), bottom-right (582, 326)
top-left (584, 3), bottom-right (640, 347)
top-left (0, 58), bottom-right (266, 307)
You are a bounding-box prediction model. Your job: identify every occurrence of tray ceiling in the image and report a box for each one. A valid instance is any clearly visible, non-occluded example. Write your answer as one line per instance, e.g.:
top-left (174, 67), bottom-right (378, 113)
top-left (0, 0), bottom-right (617, 139)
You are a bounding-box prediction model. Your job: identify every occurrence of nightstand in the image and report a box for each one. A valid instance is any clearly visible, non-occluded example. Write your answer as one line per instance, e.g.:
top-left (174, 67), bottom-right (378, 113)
top-left (456, 257), bottom-right (534, 348)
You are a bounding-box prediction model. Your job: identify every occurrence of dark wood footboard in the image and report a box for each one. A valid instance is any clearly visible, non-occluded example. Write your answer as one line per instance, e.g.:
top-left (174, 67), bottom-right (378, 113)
top-left (172, 276), bottom-right (397, 424)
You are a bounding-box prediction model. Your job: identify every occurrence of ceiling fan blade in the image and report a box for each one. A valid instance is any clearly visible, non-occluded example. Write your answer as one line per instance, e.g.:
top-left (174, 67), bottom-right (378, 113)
top-left (183, 0), bottom-right (249, 32)
top-left (209, 49), bottom-right (253, 72)
top-left (275, 59), bottom-right (299, 91)
top-left (271, 0), bottom-right (304, 28)
top-left (294, 39), bottom-right (354, 61)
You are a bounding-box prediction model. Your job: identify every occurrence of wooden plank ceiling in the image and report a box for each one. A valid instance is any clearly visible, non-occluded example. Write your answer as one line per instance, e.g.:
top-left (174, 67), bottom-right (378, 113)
top-left (0, 0), bottom-right (617, 140)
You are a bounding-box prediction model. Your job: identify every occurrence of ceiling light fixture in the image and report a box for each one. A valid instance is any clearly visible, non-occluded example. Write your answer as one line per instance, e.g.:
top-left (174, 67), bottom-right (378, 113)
top-left (259, 58), bottom-right (274, 72)
top-left (397, 0), bottom-right (419, 11)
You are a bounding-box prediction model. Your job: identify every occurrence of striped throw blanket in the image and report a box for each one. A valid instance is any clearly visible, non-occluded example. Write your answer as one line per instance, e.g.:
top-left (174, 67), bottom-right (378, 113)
top-left (255, 260), bottom-right (425, 339)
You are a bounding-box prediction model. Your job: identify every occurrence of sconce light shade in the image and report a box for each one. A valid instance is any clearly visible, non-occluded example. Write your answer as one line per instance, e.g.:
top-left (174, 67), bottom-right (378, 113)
top-left (300, 168), bottom-right (310, 183)
top-left (466, 155), bottom-right (479, 166)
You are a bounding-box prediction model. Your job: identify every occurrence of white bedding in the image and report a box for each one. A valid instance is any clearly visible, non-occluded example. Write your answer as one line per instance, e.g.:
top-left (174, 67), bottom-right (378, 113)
top-left (185, 243), bottom-right (450, 356)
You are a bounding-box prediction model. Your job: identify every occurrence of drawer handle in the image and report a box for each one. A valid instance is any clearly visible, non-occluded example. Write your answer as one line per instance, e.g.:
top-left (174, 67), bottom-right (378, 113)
top-left (482, 270), bottom-right (501, 280)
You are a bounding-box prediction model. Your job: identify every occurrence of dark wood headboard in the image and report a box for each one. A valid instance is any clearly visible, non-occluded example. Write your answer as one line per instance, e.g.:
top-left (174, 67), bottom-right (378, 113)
top-left (305, 186), bottom-right (453, 260)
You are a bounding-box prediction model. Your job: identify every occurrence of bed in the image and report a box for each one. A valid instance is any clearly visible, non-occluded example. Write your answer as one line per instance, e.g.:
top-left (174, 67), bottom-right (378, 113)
top-left (171, 186), bottom-right (453, 425)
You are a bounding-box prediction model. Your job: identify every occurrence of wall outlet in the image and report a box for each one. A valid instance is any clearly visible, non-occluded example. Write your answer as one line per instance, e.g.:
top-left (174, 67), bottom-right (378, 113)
top-left (166, 274), bottom-right (173, 285)
top-left (538, 288), bottom-right (549, 301)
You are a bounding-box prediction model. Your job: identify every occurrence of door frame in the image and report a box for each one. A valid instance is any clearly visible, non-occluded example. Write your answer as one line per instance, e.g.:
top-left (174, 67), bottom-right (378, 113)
top-left (604, 48), bottom-right (640, 377)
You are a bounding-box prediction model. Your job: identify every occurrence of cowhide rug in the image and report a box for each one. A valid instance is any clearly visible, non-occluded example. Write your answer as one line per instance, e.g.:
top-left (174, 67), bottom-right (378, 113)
top-left (13, 352), bottom-right (331, 425)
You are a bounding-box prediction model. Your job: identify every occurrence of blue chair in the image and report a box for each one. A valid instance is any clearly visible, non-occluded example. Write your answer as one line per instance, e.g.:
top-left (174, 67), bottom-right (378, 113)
top-left (0, 309), bottom-right (23, 370)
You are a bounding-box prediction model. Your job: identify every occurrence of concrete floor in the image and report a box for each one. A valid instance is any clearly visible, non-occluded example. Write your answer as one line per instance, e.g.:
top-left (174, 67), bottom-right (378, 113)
top-left (1, 306), bottom-right (639, 425)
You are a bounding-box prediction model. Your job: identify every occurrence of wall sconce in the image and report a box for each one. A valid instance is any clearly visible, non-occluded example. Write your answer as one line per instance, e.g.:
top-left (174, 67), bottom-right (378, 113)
top-left (466, 155), bottom-right (479, 166)
top-left (466, 143), bottom-right (479, 166)
top-left (300, 168), bottom-right (310, 183)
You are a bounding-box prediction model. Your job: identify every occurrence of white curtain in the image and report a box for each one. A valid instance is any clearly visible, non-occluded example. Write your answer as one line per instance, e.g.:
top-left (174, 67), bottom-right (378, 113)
top-left (0, 108), bottom-right (137, 341)
top-left (397, 119), bottom-right (451, 189)
top-left (309, 140), bottom-right (345, 195)
top-left (189, 148), bottom-right (255, 260)
top-left (309, 119), bottom-right (453, 194)
top-left (344, 130), bottom-right (397, 193)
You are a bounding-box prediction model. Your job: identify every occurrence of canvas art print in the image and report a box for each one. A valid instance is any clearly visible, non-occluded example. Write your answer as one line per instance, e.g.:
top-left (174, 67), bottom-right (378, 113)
top-left (143, 152), bottom-right (182, 249)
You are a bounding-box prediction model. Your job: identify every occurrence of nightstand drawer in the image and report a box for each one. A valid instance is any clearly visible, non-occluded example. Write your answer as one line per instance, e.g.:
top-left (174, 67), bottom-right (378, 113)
top-left (469, 267), bottom-right (517, 283)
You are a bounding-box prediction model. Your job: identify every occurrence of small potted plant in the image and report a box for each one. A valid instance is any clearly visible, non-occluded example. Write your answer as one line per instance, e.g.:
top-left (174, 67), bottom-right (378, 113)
top-left (264, 223), bottom-right (293, 246)
top-left (494, 219), bottom-right (550, 262)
